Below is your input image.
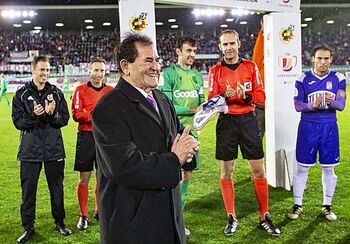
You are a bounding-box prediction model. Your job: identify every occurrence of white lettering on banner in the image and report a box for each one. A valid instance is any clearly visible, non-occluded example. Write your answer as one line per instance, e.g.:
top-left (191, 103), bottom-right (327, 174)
top-left (173, 90), bottom-right (199, 98)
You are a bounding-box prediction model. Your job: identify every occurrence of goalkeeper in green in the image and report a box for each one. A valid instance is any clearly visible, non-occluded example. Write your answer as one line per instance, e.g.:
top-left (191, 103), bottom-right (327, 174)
top-left (0, 73), bottom-right (10, 106)
top-left (159, 36), bottom-right (205, 236)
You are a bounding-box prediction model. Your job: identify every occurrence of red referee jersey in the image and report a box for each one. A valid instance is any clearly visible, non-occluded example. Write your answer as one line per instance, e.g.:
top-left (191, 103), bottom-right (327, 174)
top-left (72, 81), bottom-right (113, 131)
top-left (208, 59), bottom-right (265, 115)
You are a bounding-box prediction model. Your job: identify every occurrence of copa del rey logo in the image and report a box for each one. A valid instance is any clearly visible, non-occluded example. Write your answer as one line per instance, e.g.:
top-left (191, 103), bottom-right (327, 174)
top-left (278, 53), bottom-right (297, 72)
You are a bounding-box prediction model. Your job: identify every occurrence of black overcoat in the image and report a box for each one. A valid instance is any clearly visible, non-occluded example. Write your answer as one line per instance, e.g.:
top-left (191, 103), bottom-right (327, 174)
top-left (92, 77), bottom-right (186, 244)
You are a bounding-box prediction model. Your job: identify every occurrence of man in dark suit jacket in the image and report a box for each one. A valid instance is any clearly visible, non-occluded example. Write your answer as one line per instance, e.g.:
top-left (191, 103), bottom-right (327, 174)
top-left (92, 33), bottom-right (200, 244)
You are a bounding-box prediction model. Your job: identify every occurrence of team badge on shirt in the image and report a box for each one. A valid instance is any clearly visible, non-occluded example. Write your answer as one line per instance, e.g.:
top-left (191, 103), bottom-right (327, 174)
top-left (47, 94), bottom-right (54, 103)
top-left (326, 81), bottom-right (332, 90)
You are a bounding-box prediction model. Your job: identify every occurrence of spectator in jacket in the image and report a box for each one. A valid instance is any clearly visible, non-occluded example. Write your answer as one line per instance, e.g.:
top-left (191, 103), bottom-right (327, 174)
top-left (12, 55), bottom-right (71, 243)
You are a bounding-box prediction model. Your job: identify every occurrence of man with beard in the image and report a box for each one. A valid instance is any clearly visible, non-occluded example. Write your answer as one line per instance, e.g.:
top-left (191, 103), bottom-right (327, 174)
top-left (288, 44), bottom-right (346, 221)
top-left (159, 36), bottom-right (205, 236)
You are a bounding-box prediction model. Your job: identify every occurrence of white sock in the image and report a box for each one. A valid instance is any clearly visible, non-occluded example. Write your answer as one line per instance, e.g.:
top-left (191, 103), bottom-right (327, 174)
top-left (322, 166), bottom-right (337, 206)
top-left (293, 164), bottom-right (310, 206)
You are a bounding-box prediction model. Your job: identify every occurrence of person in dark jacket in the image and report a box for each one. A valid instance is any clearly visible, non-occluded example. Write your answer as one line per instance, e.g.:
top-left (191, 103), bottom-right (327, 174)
top-left (12, 55), bottom-right (72, 243)
top-left (92, 33), bottom-right (200, 244)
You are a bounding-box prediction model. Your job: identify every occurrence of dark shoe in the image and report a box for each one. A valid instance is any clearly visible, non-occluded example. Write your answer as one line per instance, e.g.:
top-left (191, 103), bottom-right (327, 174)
top-left (224, 213), bottom-right (238, 236)
top-left (17, 228), bottom-right (35, 243)
top-left (93, 211), bottom-right (99, 221)
top-left (77, 216), bottom-right (88, 230)
top-left (259, 213), bottom-right (281, 237)
top-left (55, 222), bottom-right (72, 236)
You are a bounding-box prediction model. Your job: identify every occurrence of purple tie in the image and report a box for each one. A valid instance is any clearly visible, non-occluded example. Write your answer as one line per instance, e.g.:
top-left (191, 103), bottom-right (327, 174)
top-left (147, 94), bottom-right (159, 114)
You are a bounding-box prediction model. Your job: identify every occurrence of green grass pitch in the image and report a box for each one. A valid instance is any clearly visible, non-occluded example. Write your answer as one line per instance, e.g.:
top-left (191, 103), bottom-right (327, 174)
top-left (0, 91), bottom-right (349, 243)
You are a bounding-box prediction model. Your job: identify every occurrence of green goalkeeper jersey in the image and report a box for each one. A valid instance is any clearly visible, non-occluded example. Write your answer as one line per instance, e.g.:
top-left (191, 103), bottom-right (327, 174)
top-left (159, 63), bottom-right (205, 136)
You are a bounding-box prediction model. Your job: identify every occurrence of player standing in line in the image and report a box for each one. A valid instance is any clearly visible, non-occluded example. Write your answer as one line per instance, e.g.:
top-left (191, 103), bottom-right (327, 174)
top-left (0, 72), bottom-right (11, 106)
top-left (72, 58), bottom-right (113, 230)
top-left (208, 29), bottom-right (280, 236)
top-left (288, 44), bottom-right (346, 221)
top-left (159, 36), bottom-right (205, 236)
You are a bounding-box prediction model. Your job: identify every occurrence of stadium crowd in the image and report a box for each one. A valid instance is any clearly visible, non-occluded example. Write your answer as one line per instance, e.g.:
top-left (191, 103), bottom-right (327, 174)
top-left (0, 29), bottom-right (349, 73)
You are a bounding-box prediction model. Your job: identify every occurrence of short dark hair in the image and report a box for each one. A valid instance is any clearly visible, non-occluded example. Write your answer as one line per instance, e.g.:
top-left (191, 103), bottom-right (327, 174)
top-left (116, 32), bottom-right (153, 74)
top-left (218, 29), bottom-right (240, 43)
top-left (31, 55), bottom-right (49, 69)
top-left (90, 57), bottom-right (106, 65)
top-left (176, 36), bottom-right (196, 49)
top-left (313, 44), bottom-right (333, 57)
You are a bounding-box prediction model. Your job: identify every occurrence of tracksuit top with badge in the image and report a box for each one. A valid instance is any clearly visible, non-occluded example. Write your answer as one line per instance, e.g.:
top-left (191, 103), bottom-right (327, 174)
top-left (294, 69), bottom-right (346, 123)
top-left (208, 59), bottom-right (265, 115)
top-left (72, 81), bottom-right (113, 132)
top-left (160, 63), bottom-right (205, 136)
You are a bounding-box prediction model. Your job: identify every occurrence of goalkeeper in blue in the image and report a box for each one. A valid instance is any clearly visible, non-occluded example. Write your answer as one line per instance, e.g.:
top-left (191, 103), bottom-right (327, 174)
top-left (159, 36), bottom-right (205, 236)
top-left (289, 44), bottom-right (346, 221)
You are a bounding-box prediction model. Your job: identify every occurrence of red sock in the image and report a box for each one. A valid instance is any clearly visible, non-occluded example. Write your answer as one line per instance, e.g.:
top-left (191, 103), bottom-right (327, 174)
top-left (94, 178), bottom-right (99, 213)
top-left (253, 177), bottom-right (269, 220)
top-left (77, 182), bottom-right (89, 217)
top-left (219, 178), bottom-right (236, 219)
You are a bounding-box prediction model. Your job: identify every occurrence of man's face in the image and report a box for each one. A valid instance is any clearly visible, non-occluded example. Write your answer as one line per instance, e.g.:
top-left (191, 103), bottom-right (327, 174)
top-left (32, 61), bottom-right (50, 85)
top-left (219, 33), bottom-right (241, 63)
top-left (127, 43), bottom-right (160, 92)
top-left (176, 43), bottom-right (197, 68)
top-left (312, 49), bottom-right (332, 75)
top-left (90, 62), bottom-right (105, 87)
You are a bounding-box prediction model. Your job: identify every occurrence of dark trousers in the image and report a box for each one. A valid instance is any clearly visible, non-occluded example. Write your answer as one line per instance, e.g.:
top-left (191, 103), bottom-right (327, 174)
top-left (255, 106), bottom-right (265, 137)
top-left (20, 160), bottom-right (66, 229)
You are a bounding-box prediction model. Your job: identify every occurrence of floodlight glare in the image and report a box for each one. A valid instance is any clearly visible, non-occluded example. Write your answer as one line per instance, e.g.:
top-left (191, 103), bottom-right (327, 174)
top-left (56, 23), bottom-right (64, 27)
top-left (84, 19), bottom-right (93, 23)
top-left (195, 21), bottom-right (203, 25)
top-left (13, 23), bottom-right (22, 28)
top-left (155, 22), bottom-right (163, 26)
top-left (168, 18), bottom-right (176, 22)
top-left (301, 23), bottom-right (308, 27)
top-left (102, 22), bottom-right (111, 26)
top-left (220, 24), bottom-right (228, 28)
top-left (86, 25), bottom-right (94, 29)
top-left (23, 20), bottom-right (31, 24)
top-left (170, 25), bottom-right (179, 29)
top-left (304, 17), bottom-right (313, 22)
top-left (240, 21), bottom-right (248, 25)
top-left (326, 20), bottom-right (334, 24)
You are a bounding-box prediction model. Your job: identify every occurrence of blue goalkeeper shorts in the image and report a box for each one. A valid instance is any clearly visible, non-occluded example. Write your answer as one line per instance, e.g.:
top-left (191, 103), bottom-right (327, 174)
top-left (296, 120), bottom-right (339, 166)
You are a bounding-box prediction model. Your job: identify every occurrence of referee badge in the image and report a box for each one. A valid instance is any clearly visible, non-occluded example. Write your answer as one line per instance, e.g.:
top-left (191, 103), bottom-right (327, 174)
top-left (243, 81), bottom-right (252, 91)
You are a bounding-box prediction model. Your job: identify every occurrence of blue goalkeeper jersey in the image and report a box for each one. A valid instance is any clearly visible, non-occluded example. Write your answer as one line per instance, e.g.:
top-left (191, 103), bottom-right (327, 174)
top-left (294, 69), bottom-right (346, 123)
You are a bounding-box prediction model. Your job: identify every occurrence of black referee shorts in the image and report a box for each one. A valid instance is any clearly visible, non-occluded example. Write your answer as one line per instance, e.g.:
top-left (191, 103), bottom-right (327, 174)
top-left (215, 112), bottom-right (264, 161)
top-left (74, 131), bottom-right (97, 172)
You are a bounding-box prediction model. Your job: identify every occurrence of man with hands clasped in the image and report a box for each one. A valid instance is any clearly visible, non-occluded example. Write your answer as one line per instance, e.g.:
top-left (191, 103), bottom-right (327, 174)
top-left (289, 44), bottom-right (346, 221)
top-left (208, 29), bottom-right (280, 237)
top-left (92, 33), bottom-right (199, 244)
top-left (12, 55), bottom-right (71, 243)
